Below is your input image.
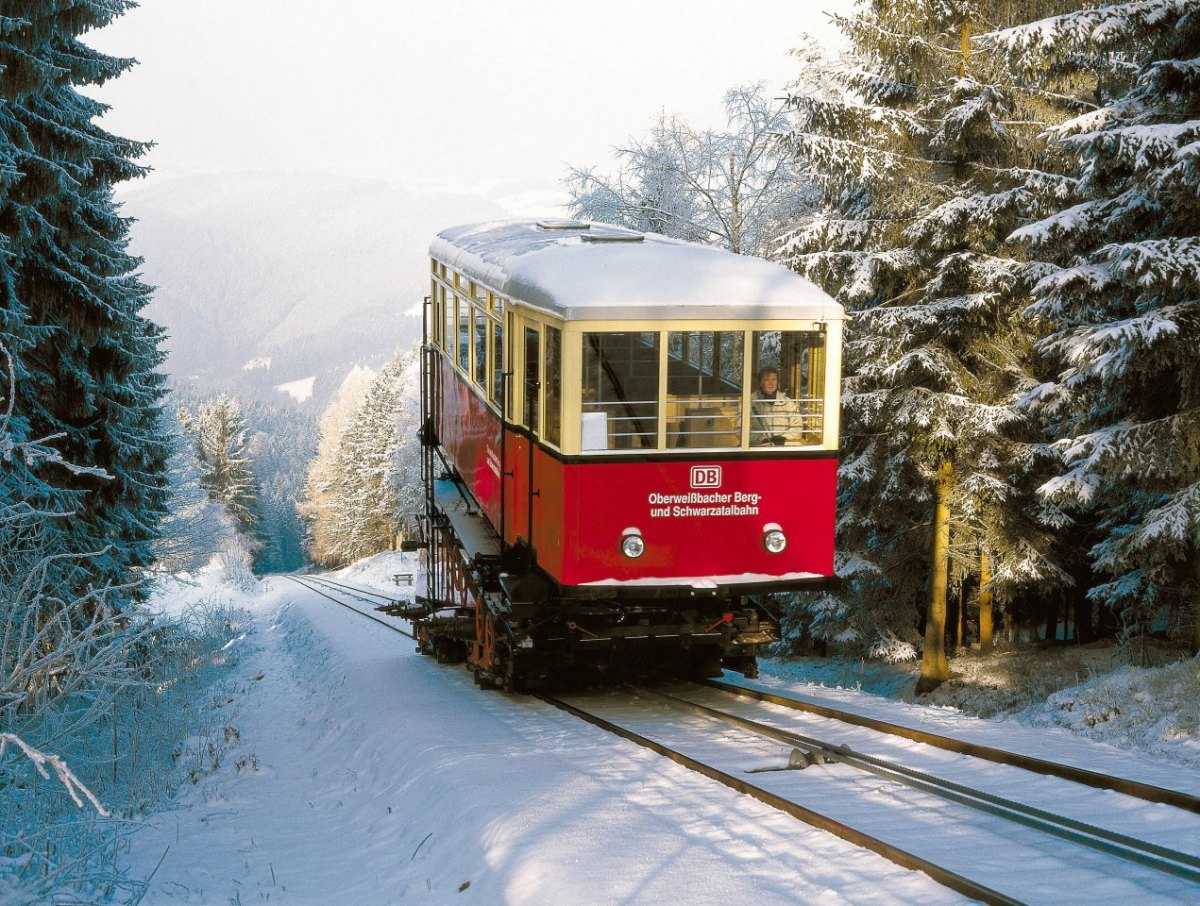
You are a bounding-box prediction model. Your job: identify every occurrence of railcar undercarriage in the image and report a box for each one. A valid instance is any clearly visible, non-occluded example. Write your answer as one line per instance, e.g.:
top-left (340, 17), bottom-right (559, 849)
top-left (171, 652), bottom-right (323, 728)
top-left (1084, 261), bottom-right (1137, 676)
top-left (386, 473), bottom-right (781, 692)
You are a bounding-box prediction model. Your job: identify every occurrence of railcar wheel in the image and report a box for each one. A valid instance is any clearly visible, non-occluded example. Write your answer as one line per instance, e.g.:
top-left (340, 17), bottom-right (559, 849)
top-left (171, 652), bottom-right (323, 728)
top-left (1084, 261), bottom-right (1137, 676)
top-left (722, 655), bottom-right (758, 679)
top-left (434, 637), bottom-right (467, 664)
top-left (696, 652), bottom-right (724, 680)
top-left (497, 645), bottom-right (524, 694)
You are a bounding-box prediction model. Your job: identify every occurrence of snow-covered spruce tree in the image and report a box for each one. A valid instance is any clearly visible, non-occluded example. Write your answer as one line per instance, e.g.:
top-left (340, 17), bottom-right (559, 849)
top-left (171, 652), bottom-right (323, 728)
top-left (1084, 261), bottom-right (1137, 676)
top-left (994, 0), bottom-right (1200, 653)
top-left (779, 1), bottom-right (1079, 688)
top-left (300, 364), bottom-right (376, 566)
top-left (299, 351), bottom-right (420, 567)
top-left (150, 407), bottom-right (228, 573)
top-left (328, 352), bottom-right (413, 564)
top-left (239, 398), bottom-right (318, 573)
top-left (0, 1), bottom-right (168, 603)
top-left (565, 83), bottom-right (817, 256)
top-left (390, 348), bottom-right (423, 534)
top-left (256, 471), bottom-right (305, 572)
top-left (178, 395), bottom-right (261, 544)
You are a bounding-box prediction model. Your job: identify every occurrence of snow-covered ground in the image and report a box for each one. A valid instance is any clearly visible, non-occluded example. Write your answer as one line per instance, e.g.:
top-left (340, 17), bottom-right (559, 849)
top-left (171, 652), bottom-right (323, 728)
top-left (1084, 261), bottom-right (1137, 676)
top-left (114, 554), bottom-right (1198, 903)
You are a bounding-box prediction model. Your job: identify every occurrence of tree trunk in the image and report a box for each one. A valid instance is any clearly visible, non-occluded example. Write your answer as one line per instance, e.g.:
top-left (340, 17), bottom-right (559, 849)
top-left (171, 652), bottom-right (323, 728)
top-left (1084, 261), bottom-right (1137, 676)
top-left (958, 17), bottom-right (972, 77)
top-left (917, 458), bottom-right (953, 694)
top-left (1044, 596), bottom-right (1059, 645)
top-left (1075, 592), bottom-right (1094, 644)
top-left (979, 549), bottom-right (994, 655)
top-left (955, 581), bottom-right (965, 651)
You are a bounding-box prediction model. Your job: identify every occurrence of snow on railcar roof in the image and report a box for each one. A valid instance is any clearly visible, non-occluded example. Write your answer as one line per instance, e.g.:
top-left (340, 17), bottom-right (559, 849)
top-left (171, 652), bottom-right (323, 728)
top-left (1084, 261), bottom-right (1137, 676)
top-left (431, 220), bottom-right (844, 322)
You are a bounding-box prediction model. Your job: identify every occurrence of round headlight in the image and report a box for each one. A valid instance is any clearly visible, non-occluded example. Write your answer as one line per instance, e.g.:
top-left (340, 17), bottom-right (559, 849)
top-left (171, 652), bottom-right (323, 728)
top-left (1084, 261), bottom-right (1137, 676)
top-left (621, 533), bottom-right (645, 559)
top-left (763, 529), bottom-right (787, 554)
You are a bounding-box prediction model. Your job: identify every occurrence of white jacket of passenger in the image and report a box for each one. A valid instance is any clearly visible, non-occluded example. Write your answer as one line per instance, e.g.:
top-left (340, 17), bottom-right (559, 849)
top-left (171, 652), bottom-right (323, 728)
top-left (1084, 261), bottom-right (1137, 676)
top-left (751, 392), bottom-right (805, 445)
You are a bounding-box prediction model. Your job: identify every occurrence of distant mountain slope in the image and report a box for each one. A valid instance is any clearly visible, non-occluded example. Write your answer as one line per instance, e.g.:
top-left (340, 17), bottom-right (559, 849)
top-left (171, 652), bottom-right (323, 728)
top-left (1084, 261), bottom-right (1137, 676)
top-left (122, 172), bottom-right (507, 405)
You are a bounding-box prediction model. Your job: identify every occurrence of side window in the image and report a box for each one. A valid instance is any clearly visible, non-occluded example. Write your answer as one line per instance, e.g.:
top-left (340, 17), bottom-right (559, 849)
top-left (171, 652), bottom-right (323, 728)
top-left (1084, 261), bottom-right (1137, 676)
top-left (581, 332), bottom-right (660, 450)
top-left (442, 287), bottom-right (453, 354)
top-left (473, 307), bottom-right (487, 389)
top-left (544, 326), bottom-right (562, 447)
top-left (431, 282), bottom-right (440, 348)
top-left (522, 326), bottom-right (540, 432)
top-left (490, 317), bottom-right (505, 412)
top-left (457, 295), bottom-right (470, 373)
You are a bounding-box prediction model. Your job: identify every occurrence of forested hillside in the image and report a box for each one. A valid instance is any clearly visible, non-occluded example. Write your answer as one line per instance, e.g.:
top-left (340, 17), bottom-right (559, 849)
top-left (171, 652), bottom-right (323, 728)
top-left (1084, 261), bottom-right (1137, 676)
top-left (122, 173), bottom-right (504, 407)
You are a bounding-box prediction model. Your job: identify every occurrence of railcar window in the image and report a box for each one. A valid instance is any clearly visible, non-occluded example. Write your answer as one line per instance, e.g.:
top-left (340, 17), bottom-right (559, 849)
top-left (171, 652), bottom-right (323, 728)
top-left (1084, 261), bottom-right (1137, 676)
top-left (544, 326), bottom-right (562, 447)
top-left (442, 287), bottom-right (453, 354)
top-left (490, 318), bottom-right (504, 411)
top-left (431, 285), bottom-right (441, 348)
top-left (666, 331), bottom-right (743, 448)
top-left (473, 307), bottom-right (487, 389)
top-left (750, 330), bottom-right (826, 446)
top-left (457, 296), bottom-right (470, 372)
top-left (581, 332), bottom-right (660, 451)
top-left (522, 327), bottom-right (540, 432)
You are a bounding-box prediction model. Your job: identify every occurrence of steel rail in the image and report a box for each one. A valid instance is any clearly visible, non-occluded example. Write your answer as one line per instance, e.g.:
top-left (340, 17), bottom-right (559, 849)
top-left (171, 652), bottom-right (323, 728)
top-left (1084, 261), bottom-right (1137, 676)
top-left (294, 573), bottom-right (398, 603)
top-left (286, 575), bottom-right (415, 640)
top-left (539, 693), bottom-right (1024, 906)
top-left (656, 690), bottom-right (1200, 884)
top-left (706, 678), bottom-right (1200, 813)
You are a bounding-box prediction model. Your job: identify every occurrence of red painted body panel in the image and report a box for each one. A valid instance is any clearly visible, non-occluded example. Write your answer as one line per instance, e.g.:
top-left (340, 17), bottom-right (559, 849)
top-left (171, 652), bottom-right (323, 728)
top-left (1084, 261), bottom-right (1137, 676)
top-left (436, 356), bottom-right (503, 531)
top-left (536, 456), bottom-right (836, 585)
top-left (435, 357), bottom-right (837, 588)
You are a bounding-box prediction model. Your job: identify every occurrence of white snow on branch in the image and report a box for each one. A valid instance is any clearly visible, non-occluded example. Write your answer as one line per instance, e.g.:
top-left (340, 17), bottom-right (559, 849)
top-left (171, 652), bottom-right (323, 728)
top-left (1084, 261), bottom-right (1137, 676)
top-left (0, 734), bottom-right (110, 817)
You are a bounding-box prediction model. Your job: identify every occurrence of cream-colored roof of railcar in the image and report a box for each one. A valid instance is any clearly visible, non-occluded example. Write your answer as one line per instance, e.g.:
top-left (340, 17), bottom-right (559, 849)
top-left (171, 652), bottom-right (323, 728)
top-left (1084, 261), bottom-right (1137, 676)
top-left (431, 220), bottom-right (845, 322)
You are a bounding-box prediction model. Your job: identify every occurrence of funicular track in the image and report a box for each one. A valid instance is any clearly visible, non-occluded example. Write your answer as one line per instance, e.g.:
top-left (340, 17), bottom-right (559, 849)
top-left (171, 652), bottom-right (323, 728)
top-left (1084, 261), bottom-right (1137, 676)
top-left (703, 678), bottom-right (1200, 813)
top-left (288, 580), bottom-right (1200, 904)
top-left (543, 687), bottom-right (1200, 905)
top-left (286, 574), bottom-right (415, 639)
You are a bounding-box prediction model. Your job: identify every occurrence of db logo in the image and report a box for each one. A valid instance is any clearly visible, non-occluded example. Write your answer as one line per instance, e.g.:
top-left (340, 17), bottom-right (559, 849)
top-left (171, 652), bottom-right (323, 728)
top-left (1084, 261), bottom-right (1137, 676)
top-left (690, 466), bottom-right (722, 488)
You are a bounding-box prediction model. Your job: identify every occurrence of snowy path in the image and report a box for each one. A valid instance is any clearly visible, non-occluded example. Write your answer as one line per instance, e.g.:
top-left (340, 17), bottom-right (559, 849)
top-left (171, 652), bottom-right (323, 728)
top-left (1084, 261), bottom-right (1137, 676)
top-left (124, 584), bottom-right (969, 904)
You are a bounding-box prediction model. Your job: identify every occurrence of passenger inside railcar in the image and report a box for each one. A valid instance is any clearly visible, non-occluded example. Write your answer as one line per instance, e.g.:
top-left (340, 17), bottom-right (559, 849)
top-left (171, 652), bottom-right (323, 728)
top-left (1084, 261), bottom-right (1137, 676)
top-left (751, 366), bottom-right (805, 446)
top-left (750, 330), bottom-right (827, 446)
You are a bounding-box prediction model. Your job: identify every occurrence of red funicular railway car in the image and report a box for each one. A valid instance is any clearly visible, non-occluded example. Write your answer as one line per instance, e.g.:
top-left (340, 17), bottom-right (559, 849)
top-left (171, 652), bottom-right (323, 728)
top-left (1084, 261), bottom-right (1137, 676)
top-left (409, 220), bottom-right (844, 690)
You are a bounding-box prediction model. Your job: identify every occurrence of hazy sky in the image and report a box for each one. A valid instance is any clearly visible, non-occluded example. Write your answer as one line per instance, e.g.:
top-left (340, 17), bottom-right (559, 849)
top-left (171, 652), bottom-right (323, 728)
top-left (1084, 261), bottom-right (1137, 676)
top-left (91, 1), bottom-right (850, 213)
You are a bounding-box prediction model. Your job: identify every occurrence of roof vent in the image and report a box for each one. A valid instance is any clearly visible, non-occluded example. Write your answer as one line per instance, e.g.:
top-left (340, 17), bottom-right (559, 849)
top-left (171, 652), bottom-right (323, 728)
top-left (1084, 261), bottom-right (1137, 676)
top-left (581, 227), bottom-right (644, 243)
top-left (536, 219), bottom-right (590, 231)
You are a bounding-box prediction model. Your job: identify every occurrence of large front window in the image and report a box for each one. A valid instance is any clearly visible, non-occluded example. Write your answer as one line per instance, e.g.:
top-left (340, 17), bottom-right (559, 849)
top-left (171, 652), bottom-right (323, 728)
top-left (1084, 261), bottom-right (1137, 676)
top-left (750, 330), bottom-right (826, 446)
top-left (666, 330), bottom-right (744, 448)
top-left (575, 327), bottom-right (830, 453)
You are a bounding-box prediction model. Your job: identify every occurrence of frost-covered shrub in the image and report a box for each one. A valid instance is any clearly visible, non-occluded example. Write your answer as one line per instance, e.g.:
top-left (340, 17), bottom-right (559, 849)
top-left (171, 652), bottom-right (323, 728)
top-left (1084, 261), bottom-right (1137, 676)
top-left (217, 530), bottom-right (259, 592)
top-left (868, 632), bottom-right (919, 664)
top-left (1020, 657), bottom-right (1200, 766)
top-left (1, 598), bottom-right (249, 903)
